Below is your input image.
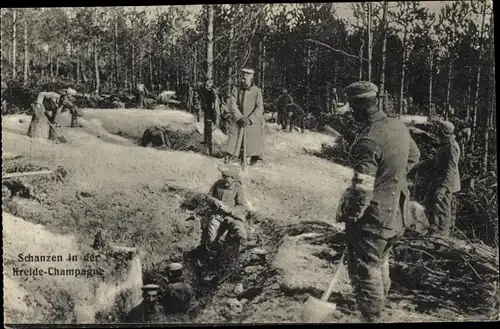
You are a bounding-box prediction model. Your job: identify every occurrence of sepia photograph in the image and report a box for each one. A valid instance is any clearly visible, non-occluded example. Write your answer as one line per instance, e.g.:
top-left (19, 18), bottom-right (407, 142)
top-left (1, 2), bottom-right (498, 325)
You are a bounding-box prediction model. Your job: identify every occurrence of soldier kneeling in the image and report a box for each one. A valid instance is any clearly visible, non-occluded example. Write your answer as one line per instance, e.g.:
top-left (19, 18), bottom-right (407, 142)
top-left (141, 126), bottom-right (172, 149)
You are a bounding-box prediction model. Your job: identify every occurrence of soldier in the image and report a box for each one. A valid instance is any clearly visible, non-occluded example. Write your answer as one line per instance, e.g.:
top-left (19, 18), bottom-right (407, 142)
top-left (191, 82), bottom-right (203, 122)
top-left (200, 79), bottom-right (220, 156)
top-left (338, 81), bottom-right (420, 322)
top-left (283, 102), bottom-right (306, 133)
top-left (27, 89), bottom-right (77, 141)
top-left (275, 88), bottom-right (294, 129)
top-left (180, 80), bottom-right (192, 111)
top-left (201, 165), bottom-right (248, 253)
top-left (417, 120), bottom-right (461, 237)
top-left (331, 87), bottom-right (339, 112)
top-left (160, 263), bottom-right (194, 315)
top-left (141, 126), bottom-right (172, 149)
top-left (224, 68), bottom-right (265, 166)
top-left (125, 284), bottom-right (165, 323)
top-left (136, 83), bottom-right (150, 109)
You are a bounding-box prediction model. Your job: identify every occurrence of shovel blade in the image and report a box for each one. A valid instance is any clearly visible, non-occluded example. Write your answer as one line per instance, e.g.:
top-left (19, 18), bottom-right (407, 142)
top-left (301, 295), bottom-right (337, 323)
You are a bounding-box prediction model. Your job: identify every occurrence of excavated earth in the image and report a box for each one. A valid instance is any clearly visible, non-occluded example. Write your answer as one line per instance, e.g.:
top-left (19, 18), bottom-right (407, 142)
top-left (2, 109), bottom-right (498, 324)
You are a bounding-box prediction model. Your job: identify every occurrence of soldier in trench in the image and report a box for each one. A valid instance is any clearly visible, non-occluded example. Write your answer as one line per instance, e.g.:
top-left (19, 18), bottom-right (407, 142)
top-left (159, 263), bottom-right (194, 316)
top-left (200, 165), bottom-right (248, 258)
top-left (141, 126), bottom-right (172, 149)
top-left (125, 284), bottom-right (166, 323)
top-left (338, 81), bottom-right (421, 323)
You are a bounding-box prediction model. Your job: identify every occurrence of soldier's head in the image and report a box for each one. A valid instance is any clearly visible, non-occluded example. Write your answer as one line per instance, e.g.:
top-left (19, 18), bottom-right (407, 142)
top-left (437, 120), bottom-right (455, 141)
top-left (281, 88), bottom-right (288, 94)
top-left (344, 81), bottom-right (379, 123)
top-left (141, 284), bottom-right (160, 305)
top-left (166, 263), bottom-right (184, 281)
top-left (241, 68), bottom-right (255, 88)
top-left (205, 79), bottom-right (214, 90)
top-left (219, 165), bottom-right (239, 187)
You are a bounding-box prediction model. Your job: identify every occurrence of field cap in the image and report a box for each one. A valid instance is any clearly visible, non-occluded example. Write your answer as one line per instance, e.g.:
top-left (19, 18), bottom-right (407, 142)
top-left (344, 81), bottom-right (378, 99)
top-left (167, 263), bottom-right (183, 272)
top-left (219, 165), bottom-right (240, 179)
top-left (242, 68), bottom-right (255, 75)
top-left (141, 284), bottom-right (160, 291)
top-left (438, 120), bottom-right (455, 135)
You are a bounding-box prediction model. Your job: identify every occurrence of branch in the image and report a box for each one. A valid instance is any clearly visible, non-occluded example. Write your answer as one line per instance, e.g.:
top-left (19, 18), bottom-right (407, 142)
top-left (306, 39), bottom-right (369, 62)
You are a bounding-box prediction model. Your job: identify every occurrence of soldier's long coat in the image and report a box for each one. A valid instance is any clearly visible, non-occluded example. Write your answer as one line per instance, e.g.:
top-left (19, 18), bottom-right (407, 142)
top-left (225, 84), bottom-right (264, 157)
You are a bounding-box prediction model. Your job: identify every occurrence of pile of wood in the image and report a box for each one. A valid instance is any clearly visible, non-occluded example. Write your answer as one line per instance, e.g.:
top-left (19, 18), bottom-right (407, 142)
top-left (392, 234), bottom-right (499, 317)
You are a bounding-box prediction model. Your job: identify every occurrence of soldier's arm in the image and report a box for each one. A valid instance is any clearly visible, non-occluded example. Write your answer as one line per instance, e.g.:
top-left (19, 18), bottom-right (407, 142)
top-left (229, 87), bottom-right (244, 121)
top-left (442, 141), bottom-right (460, 188)
top-left (407, 135), bottom-right (421, 173)
top-left (348, 137), bottom-right (380, 217)
top-left (248, 88), bottom-right (264, 124)
top-left (230, 183), bottom-right (248, 219)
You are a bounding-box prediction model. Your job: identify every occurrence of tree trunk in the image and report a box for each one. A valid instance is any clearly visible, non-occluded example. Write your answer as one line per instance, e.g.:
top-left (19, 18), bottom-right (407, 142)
top-left (94, 41), bottom-right (100, 94)
top-left (56, 57), bottom-right (59, 77)
top-left (378, 0), bottom-right (388, 111)
top-left (358, 40), bottom-right (364, 80)
top-left (23, 14), bottom-right (28, 85)
top-left (484, 10), bottom-right (494, 174)
top-left (466, 68), bottom-right (472, 120)
top-left (193, 47), bottom-right (198, 85)
top-left (49, 49), bottom-right (53, 79)
top-left (131, 45), bottom-right (136, 87)
top-left (76, 51), bottom-right (80, 83)
top-left (149, 37), bottom-right (154, 92)
top-left (399, 34), bottom-right (407, 116)
top-left (261, 36), bottom-right (266, 94)
top-left (444, 50), bottom-right (452, 120)
top-left (12, 9), bottom-right (17, 80)
top-left (367, 2), bottom-right (372, 82)
top-left (472, 1), bottom-right (487, 143)
top-left (114, 13), bottom-right (119, 90)
top-left (428, 51), bottom-right (433, 116)
top-left (206, 5), bottom-right (214, 81)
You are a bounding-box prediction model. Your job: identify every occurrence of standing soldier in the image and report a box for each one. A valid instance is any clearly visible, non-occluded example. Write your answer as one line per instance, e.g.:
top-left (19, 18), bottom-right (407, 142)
top-left (416, 120), bottom-right (461, 237)
top-left (191, 82), bottom-right (203, 122)
top-left (125, 284), bottom-right (166, 323)
top-left (200, 79), bottom-right (220, 156)
top-left (224, 68), bottom-right (265, 166)
top-left (275, 88), bottom-right (294, 129)
top-left (136, 83), bottom-right (150, 109)
top-left (338, 81), bottom-right (420, 323)
top-left (160, 263), bottom-right (194, 316)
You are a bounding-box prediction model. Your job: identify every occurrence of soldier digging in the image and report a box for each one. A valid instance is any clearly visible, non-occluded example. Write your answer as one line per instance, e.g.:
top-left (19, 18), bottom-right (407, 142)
top-left (338, 81), bottom-right (420, 323)
top-left (224, 68), bottom-right (265, 166)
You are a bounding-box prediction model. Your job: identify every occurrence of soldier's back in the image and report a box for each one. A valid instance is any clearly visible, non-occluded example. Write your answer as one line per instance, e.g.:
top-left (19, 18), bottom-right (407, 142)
top-left (161, 282), bottom-right (194, 314)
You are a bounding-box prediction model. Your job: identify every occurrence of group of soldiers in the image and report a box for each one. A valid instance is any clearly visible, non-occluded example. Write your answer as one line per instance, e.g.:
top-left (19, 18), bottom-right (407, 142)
top-left (24, 68), bottom-right (464, 323)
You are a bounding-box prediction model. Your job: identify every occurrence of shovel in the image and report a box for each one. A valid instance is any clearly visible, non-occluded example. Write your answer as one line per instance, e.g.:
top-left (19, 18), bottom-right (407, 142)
top-left (301, 247), bottom-right (347, 323)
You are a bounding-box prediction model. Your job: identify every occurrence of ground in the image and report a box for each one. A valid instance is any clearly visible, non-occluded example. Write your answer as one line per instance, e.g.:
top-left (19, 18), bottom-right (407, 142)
top-left (2, 109), bottom-right (498, 324)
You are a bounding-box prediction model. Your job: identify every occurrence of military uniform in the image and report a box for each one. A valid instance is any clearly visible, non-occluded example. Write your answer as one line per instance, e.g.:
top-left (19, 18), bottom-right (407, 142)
top-left (28, 91), bottom-right (75, 140)
top-left (159, 263), bottom-right (194, 315)
top-left (276, 91), bottom-right (294, 129)
top-left (423, 121), bottom-right (461, 237)
top-left (201, 166), bottom-right (248, 246)
top-left (125, 284), bottom-right (166, 323)
top-left (342, 81), bottom-right (420, 322)
top-left (136, 84), bottom-right (148, 109)
top-left (141, 126), bottom-right (172, 148)
top-left (283, 103), bottom-right (306, 132)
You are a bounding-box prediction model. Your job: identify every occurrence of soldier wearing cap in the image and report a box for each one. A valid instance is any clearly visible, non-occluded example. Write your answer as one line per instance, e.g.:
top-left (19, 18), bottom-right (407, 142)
top-left (201, 165), bottom-right (248, 251)
top-left (275, 87), bottom-right (294, 129)
top-left (338, 81), bottom-right (420, 322)
top-left (27, 89), bottom-right (79, 141)
top-left (125, 284), bottom-right (165, 323)
top-left (416, 120), bottom-right (461, 237)
top-left (160, 263), bottom-right (194, 315)
top-left (224, 68), bottom-right (265, 165)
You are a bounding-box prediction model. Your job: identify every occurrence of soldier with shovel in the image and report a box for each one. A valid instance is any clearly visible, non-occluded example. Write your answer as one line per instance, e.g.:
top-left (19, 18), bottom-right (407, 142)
top-left (303, 82), bottom-right (420, 323)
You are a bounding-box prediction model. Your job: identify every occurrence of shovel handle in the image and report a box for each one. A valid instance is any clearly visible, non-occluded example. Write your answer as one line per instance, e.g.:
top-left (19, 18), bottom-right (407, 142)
top-left (320, 247), bottom-right (347, 301)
